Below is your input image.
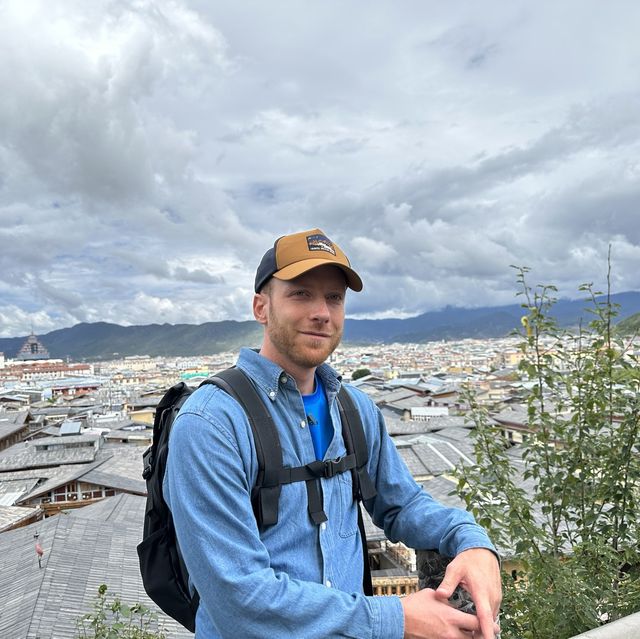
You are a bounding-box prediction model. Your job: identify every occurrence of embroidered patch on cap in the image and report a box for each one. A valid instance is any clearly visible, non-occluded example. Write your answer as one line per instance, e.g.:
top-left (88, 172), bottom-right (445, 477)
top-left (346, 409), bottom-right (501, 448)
top-left (306, 233), bottom-right (336, 256)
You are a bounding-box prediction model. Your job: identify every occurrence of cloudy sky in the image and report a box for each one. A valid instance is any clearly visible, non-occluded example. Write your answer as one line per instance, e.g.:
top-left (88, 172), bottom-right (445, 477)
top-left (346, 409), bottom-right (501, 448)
top-left (1, 1), bottom-right (639, 337)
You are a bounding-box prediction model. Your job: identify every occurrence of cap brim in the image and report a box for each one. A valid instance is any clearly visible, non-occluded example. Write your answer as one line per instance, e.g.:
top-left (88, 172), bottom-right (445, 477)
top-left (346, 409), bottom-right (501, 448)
top-left (273, 258), bottom-right (363, 292)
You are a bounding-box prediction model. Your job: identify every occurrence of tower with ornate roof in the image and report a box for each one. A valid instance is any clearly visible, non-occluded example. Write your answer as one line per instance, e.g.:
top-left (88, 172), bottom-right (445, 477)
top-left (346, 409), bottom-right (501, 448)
top-left (16, 333), bottom-right (51, 360)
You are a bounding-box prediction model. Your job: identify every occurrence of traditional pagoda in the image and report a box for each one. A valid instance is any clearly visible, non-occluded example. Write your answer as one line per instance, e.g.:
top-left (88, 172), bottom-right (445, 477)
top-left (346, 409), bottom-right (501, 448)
top-left (16, 333), bottom-right (51, 360)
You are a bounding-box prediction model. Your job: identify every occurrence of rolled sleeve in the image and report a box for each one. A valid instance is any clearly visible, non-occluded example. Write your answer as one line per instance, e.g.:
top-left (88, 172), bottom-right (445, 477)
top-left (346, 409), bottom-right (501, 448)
top-left (344, 386), bottom-right (497, 559)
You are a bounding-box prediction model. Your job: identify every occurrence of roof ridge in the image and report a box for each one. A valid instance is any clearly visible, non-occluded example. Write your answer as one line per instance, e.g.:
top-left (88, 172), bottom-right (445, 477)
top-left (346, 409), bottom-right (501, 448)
top-left (105, 492), bottom-right (125, 521)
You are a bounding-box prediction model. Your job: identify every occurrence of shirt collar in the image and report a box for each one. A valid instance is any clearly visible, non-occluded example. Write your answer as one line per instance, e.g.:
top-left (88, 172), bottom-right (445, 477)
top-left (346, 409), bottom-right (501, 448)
top-left (236, 347), bottom-right (342, 400)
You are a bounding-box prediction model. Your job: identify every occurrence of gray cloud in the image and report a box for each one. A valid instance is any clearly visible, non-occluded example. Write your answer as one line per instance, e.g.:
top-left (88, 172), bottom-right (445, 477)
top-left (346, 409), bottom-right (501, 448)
top-left (1, 0), bottom-right (640, 337)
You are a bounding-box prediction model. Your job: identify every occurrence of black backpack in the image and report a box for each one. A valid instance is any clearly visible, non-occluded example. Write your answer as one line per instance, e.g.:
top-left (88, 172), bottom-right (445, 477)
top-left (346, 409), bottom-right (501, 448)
top-left (137, 367), bottom-right (377, 633)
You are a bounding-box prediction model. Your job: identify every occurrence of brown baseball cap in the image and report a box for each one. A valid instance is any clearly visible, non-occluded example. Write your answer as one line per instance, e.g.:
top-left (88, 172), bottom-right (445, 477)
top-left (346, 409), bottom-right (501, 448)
top-left (254, 228), bottom-right (363, 293)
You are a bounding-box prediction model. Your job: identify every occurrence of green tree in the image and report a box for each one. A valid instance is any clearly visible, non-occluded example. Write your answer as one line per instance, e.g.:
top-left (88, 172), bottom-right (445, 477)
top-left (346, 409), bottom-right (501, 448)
top-left (455, 265), bottom-right (640, 639)
top-left (352, 368), bottom-right (371, 380)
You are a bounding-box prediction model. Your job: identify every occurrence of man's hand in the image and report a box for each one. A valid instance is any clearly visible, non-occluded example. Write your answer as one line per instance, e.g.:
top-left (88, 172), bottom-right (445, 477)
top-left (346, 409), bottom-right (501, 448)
top-left (434, 548), bottom-right (502, 639)
top-left (401, 587), bottom-right (480, 639)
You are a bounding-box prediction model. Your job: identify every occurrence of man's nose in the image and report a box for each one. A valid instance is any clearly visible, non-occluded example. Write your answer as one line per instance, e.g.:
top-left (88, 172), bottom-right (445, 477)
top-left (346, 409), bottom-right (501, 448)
top-left (310, 298), bottom-right (330, 322)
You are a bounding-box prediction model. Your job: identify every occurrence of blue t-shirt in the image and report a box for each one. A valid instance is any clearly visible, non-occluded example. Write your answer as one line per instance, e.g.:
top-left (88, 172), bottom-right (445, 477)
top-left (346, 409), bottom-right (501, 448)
top-left (302, 375), bottom-right (333, 460)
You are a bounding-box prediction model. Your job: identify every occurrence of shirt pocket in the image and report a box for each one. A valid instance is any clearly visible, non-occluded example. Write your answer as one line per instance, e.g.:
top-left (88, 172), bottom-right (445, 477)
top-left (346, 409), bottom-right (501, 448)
top-left (336, 471), bottom-right (359, 538)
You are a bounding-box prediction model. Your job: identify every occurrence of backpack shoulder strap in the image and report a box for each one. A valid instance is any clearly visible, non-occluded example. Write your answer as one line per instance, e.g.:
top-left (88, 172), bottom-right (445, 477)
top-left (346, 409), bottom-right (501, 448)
top-left (336, 384), bottom-right (376, 597)
top-left (337, 385), bottom-right (377, 503)
top-left (204, 367), bottom-right (283, 527)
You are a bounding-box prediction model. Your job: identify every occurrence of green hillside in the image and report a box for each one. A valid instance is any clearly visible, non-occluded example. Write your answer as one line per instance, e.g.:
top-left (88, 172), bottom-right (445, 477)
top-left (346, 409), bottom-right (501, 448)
top-left (616, 312), bottom-right (640, 335)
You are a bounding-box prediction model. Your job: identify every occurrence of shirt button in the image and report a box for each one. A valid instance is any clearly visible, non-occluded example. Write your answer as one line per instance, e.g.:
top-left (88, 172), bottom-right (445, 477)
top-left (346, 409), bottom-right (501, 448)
top-left (268, 391), bottom-right (276, 399)
top-left (320, 522), bottom-right (327, 531)
top-left (300, 420), bottom-right (306, 428)
top-left (325, 580), bottom-right (332, 588)
top-left (280, 375), bottom-right (288, 384)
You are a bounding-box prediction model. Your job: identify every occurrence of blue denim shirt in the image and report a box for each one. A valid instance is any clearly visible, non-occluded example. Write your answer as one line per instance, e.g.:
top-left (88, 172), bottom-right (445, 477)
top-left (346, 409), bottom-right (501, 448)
top-left (164, 348), bottom-right (496, 638)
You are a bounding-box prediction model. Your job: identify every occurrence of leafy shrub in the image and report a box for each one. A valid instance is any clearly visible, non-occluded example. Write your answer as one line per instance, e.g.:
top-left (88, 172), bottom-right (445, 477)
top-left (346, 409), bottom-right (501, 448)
top-left (76, 584), bottom-right (166, 639)
top-left (455, 265), bottom-right (640, 638)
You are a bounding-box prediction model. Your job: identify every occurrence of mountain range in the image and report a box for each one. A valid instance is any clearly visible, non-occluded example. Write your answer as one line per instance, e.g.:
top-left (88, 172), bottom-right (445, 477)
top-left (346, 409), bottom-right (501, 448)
top-left (2, 292), bottom-right (640, 361)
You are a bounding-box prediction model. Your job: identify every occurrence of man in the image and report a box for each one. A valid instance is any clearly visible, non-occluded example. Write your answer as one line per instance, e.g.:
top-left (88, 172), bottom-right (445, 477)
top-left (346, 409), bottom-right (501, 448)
top-left (165, 229), bottom-right (501, 639)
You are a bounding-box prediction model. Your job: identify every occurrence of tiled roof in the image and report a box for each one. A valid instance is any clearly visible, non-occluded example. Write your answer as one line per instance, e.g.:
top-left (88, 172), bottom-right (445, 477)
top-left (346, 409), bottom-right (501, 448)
top-left (386, 397), bottom-right (436, 412)
top-left (38, 426), bottom-right (63, 437)
top-left (384, 417), bottom-right (436, 436)
top-left (0, 477), bottom-right (40, 506)
top-left (1, 445), bottom-right (146, 504)
top-left (394, 433), bottom-right (475, 478)
top-left (0, 394), bottom-right (31, 404)
top-left (70, 492), bottom-right (147, 526)
top-left (128, 397), bottom-right (162, 410)
top-left (398, 442), bottom-right (452, 476)
top-left (0, 467), bottom-right (53, 482)
top-left (98, 445), bottom-right (146, 482)
top-left (491, 405), bottom-right (529, 426)
top-left (104, 430), bottom-right (152, 445)
top-left (0, 505), bottom-right (42, 532)
top-left (361, 506), bottom-right (385, 542)
top-left (383, 413), bottom-right (470, 437)
top-left (33, 433), bottom-right (100, 447)
top-left (419, 475), bottom-right (467, 510)
top-left (0, 410), bottom-right (29, 440)
top-left (421, 416), bottom-right (469, 430)
top-left (91, 418), bottom-right (136, 430)
top-left (374, 388), bottom-right (419, 405)
top-left (80, 469), bottom-right (146, 495)
top-left (0, 494), bottom-right (192, 638)
top-left (0, 443), bottom-right (98, 472)
top-left (18, 458), bottom-right (108, 501)
top-left (30, 407), bottom-right (72, 417)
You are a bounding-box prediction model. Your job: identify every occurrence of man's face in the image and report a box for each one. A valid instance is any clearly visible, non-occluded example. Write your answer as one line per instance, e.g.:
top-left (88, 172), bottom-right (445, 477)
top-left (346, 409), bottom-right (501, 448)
top-left (254, 265), bottom-right (347, 373)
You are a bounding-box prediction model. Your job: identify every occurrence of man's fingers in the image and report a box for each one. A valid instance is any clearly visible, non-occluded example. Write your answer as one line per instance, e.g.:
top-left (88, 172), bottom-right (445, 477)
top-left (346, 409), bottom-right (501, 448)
top-left (435, 583), bottom-right (453, 599)
top-left (475, 602), bottom-right (499, 639)
top-left (471, 626), bottom-right (500, 639)
top-left (452, 608), bottom-right (480, 633)
top-left (435, 584), bottom-right (499, 639)
top-left (435, 565), bottom-right (462, 598)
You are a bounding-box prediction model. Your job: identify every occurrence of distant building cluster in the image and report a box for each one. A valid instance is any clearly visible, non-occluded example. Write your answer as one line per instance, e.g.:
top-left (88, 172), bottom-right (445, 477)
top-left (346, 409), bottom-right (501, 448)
top-left (0, 332), bottom-right (591, 636)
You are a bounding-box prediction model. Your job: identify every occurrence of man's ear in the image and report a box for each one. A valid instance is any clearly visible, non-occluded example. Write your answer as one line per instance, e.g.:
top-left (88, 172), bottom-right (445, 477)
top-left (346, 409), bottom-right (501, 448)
top-left (253, 292), bottom-right (268, 326)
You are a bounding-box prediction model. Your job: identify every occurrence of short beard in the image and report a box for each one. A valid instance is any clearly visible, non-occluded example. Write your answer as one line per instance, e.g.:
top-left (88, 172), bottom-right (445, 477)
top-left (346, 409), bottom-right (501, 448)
top-left (267, 304), bottom-right (342, 369)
